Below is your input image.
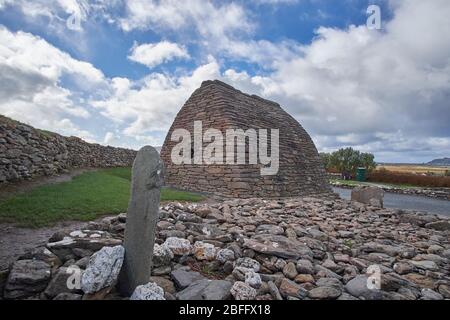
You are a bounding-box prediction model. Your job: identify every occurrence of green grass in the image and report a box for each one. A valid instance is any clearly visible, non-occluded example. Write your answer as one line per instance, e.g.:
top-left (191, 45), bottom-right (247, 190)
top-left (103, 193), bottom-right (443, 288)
top-left (0, 167), bottom-right (203, 228)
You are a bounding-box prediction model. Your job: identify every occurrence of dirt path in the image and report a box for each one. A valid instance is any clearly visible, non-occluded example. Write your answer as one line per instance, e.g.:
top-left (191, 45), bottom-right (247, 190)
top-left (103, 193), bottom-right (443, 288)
top-left (0, 220), bottom-right (95, 271)
top-left (0, 168), bottom-right (96, 201)
top-left (0, 168), bottom-right (101, 271)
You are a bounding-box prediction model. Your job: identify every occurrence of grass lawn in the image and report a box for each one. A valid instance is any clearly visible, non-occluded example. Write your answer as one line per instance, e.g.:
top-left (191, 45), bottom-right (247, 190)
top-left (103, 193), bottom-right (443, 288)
top-left (0, 167), bottom-right (204, 228)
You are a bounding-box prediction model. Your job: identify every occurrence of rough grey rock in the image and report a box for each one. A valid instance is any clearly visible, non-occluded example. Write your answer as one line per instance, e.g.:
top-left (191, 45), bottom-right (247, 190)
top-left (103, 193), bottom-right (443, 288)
top-left (193, 241), bottom-right (217, 261)
top-left (351, 186), bottom-right (384, 208)
top-left (316, 277), bottom-right (344, 291)
top-left (410, 260), bottom-right (439, 271)
top-left (425, 220), bottom-right (450, 231)
top-left (243, 235), bottom-right (312, 259)
top-left (399, 213), bottom-right (437, 227)
top-left (230, 281), bottom-right (257, 300)
top-left (149, 276), bottom-right (176, 294)
top-left (152, 243), bottom-right (174, 267)
top-left (234, 257), bottom-right (260, 272)
top-left (130, 282), bottom-right (165, 300)
top-left (345, 275), bottom-right (383, 300)
top-left (53, 292), bottom-right (83, 300)
top-left (119, 146), bottom-right (163, 296)
top-left (255, 224), bottom-right (284, 235)
top-left (81, 245), bottom-right (124, 294)
top-left (421, 288), bottom-right (444, 300)
top-left (268, 281), bottom-right (283, 300)
top-left (19, 247), bottom-right (61, 268)
top-left (4, 260), bottom-right (51, 299)
top-left (296, 259), bottom-right (314, 274)
top-left (46, 230), bottom-right (122, 257)
top-left (0, 115), bottom-right (137, 185)
top-left (171, 269), bottom-right (206, 290)
top-left (279, 278), bottom-right (307, 299)
top-left (244, 270), bottom-right (262, 289)
top-left (283, 262), bottom-right (298, 279)
top-left (216, 248), bottom-right (235, 263)
top-left (176, 279), bottom-right (233, 300)
top-left (164, 237), bottom-right (193, 255)
top-left (44, 267), bottom-right (79, 298)
top-left (308, 286), bottom-right (342, 300)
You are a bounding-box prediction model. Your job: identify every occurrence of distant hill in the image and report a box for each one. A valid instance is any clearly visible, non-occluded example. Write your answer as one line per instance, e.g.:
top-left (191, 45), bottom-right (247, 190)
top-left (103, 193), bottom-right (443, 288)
top-left (427, 157), bottom-right (450, 166)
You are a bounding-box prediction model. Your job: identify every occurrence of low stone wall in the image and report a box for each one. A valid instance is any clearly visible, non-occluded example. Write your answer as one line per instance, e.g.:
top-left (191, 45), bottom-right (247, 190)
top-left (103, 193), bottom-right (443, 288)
top-left (331, 181), bottom-right (450, 201)
top-left (0, 115), bottom-right (137, 184)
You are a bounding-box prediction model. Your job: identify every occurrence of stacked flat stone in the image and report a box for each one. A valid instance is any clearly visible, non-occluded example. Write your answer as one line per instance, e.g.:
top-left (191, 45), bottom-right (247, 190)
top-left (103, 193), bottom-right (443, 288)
top-left (0, 115), bottom-right (137, 184)
top-left (160, 80), bottom-right (331, 198)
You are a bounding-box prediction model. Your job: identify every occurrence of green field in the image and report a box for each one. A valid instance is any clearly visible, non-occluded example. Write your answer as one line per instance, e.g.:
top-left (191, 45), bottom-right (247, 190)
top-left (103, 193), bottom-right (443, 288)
top-left (0, 167), bottom-right (204, 228)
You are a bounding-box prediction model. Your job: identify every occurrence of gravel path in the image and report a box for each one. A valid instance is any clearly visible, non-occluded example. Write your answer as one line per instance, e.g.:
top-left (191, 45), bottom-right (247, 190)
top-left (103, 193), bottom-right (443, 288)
top-left (0, 220), bottom-right (93, 271)
top-left (0, 168), bottom-right (99, 271)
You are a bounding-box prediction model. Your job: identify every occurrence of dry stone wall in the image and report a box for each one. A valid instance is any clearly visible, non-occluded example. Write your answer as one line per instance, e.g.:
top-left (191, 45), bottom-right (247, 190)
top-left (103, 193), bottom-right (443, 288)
top-left (161, 80), bottom-right (332, 198)
top-left (0, 115), bottom-right (137, 184)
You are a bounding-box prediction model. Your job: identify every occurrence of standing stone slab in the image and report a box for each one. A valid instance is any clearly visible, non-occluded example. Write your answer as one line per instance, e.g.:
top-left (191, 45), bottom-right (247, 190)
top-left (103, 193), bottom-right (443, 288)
top-left (118, 146), bottom-right (164, 296)
top-left (351, 186), bottom-right (384, 208)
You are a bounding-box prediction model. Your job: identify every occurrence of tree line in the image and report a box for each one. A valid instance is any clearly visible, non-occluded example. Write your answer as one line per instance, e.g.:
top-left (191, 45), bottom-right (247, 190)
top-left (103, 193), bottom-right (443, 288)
top-left (320, 147), bottom-right (376, 175)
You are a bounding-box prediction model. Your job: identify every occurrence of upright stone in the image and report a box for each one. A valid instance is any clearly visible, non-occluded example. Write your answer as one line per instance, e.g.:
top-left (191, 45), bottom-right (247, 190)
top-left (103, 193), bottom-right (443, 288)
top-left (351, 186), bottom-right (384, 208)
top-left (118, 146), bottom-right (164, 296)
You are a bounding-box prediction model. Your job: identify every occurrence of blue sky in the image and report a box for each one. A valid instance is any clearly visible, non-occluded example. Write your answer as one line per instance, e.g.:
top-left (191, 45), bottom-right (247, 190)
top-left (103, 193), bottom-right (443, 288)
top-left (0, 0), bottom-right (449, 163)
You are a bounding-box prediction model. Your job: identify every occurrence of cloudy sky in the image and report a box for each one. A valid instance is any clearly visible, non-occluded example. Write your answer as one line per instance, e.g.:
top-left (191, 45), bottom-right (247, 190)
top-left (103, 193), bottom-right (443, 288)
top-left (0, 0), bottom-right (449, 163)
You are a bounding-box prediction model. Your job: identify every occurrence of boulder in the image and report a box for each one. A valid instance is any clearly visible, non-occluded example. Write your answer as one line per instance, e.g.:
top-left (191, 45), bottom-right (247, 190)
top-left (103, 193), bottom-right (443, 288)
top-left (230, 281), bottom-right (257, 300)
top-left (130, 282), bottom-right (165, 300)
top-left (176, 279), bottom-right (233, 300)
top-left (81, 245), bottom-right (124, 294)
top-left (19, 247), bottom-right (62, 268)
top-left (308, 286), bottom-right (341, 300)
top-left (47, 230), bottom-right (122, 260)
top-left (351, 186), bottom-right (384, 208)
top-left (216, 248), bottom-right (235, 263)
top-left (279, 278), bottom-right (307, 299)
top-left (44, 267), bottom-right (80, 298)
top-left (149, 276), bottom-right (176, 294)
top-left (193, 241), bottom-right (217, 261)
top-left (4, 260), bottom-right (51, 299)
top-left (234, 257), bottom-right (260, 272)
top-left (152, 243), bottom-right (174, 267)
top-left (244, 270), bottom-right (262, 289)
top-left (345, 275), bottom-right (383, 300)
top-left (170, 269), bottom-right (205, 290)
top-left (282, 262), bottom-right (298, 280)
top-left (296, 259), bottom-right (314, 274)
top-left (164, 237), bottom-right (192, 256)
top-left (255, 224), bottom-right (284, 235)
top-left (425, 220), bottom-right (450, 231)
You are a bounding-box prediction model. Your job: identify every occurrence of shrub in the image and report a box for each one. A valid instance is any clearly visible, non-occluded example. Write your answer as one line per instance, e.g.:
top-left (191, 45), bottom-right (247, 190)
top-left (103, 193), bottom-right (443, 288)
top-left (367, 170), bottom-right (450, 188)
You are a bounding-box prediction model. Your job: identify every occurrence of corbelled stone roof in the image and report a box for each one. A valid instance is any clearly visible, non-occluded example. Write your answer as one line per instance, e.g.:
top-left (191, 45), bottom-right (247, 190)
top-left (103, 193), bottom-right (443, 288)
top-left (160, 80), bottom-right (331, 198)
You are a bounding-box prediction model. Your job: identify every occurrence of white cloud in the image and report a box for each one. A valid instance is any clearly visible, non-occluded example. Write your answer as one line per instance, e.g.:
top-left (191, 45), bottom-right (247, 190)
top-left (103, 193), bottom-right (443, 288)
top-left (216, 0), bottom-right (450, 162)
top-left (118, 0), bottom-right (298, 68)
top-left (128, 41), bottom-right (189, 68)
top-left (252, 0), bottom-right (299, 5)
top-left (0, 26), bottom-right (106, 139)
top-left (1, 0), bottom-right (449, 161)
top-left (103, 131), bottom-right (115, 144)
top-left (119, 0), bottom-right (254, 37)
top-left (92, 56), bottom-right (221, 142)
